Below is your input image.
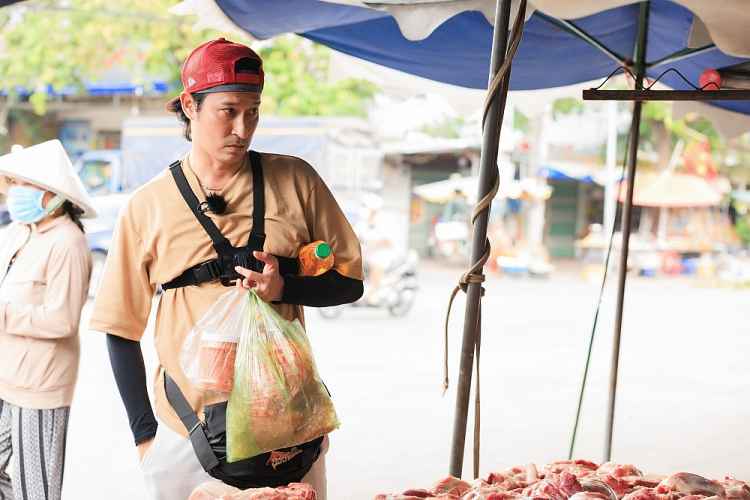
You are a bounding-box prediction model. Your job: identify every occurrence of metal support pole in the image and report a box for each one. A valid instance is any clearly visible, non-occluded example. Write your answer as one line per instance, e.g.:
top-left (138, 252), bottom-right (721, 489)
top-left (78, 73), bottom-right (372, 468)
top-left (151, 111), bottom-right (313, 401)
top-left (604, 101), bottom-right (618, 238)
top-left (449, 0), bottom-right (512, 477)
top-left (646, 44), bottom-right (715, 69)
top-left (603, 1), bottom-right (649, 463)
top-left (536, 12), bottom-right (628, 67)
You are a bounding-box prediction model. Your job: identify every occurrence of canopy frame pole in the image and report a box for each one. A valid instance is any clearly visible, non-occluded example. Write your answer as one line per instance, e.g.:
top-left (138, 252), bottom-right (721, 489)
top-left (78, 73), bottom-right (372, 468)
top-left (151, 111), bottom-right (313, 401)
top-left (536, 12), bottom-right (628, 66)
top-left (603, 0), bottom-right (649, 463)
top-left (646, 44), bottom-right (715, 68)
top-left (449, 0), bottom-right (512, 478)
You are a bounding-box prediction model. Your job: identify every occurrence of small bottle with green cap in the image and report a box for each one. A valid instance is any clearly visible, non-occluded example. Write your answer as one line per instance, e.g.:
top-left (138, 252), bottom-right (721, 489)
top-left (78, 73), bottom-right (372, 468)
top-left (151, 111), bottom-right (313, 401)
top-left (298, 240), bottom-right (335, 276)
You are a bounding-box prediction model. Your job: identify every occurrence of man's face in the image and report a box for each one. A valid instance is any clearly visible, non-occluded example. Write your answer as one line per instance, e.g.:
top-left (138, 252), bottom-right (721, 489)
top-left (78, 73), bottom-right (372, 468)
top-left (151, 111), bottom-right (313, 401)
top-left (183, 91), bottom-right (261, 164)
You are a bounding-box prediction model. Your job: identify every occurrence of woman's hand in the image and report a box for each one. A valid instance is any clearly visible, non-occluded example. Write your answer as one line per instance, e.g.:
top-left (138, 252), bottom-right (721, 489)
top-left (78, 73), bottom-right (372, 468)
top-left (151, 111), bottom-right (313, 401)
top-left (234, 251), bottom-right (285, 302)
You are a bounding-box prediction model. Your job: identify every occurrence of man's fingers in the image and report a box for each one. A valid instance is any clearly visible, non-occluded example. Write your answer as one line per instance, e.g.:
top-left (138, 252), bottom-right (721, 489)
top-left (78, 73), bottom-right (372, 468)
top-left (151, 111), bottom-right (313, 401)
top-left (237, 278), bottom-right (258, 289)
top-left (235, 266), bottom-right (264, 282)
top-left (235, 260), bottom-right (282, 301)
top-left (253, 251), bottom-right (278, 271)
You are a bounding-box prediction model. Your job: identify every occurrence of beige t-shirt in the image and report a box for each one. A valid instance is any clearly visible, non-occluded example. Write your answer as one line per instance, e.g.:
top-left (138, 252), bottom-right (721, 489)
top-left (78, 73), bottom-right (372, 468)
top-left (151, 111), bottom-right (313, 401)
top-left (89, 152), bottom-right (363, 436)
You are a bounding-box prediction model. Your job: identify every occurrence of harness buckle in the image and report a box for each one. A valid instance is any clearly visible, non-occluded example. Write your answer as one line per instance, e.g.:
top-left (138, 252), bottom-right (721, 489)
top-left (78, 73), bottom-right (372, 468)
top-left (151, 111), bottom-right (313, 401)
top-left (204, 260), bottom-right (223, 279)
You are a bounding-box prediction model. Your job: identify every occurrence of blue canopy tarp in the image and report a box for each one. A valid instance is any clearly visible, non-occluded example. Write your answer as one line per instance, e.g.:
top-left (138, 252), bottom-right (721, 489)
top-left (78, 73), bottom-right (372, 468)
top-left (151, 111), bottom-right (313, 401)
top-left (213, 0), bottom-right (750, 116)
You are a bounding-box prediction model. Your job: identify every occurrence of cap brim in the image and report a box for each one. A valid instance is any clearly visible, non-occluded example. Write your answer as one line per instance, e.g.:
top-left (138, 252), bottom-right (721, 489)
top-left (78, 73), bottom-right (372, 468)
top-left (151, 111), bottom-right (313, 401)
top-left (165, 84), bottom-right (262, 111)
top-left (195, 83), bottom-right (262, 94)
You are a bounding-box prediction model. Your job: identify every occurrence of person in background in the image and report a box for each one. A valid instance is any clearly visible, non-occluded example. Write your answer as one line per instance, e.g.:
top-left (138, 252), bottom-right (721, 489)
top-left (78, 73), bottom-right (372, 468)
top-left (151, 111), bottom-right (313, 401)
top-left (355, 195), bottom-right (395, 304)
top-left (0, 139), bottom-right (96, 500)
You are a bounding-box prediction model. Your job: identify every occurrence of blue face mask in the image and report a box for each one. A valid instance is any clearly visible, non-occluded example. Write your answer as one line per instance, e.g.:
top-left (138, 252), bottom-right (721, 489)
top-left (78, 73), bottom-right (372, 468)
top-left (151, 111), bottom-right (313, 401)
top-left (6, 185), bottom-right (65, 224)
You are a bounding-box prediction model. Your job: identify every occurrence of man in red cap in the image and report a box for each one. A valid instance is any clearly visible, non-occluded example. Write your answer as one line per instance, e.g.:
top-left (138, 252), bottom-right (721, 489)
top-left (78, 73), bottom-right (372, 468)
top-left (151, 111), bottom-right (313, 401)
top-left (90, 38), bottom-right (364, 499)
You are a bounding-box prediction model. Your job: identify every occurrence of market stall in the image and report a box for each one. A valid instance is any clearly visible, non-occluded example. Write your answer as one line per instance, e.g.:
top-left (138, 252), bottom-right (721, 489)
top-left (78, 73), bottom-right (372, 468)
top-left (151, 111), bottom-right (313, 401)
top-left (172, 0), bottom-right (750, 486)
top-left (577, 170), bottom-right (737, 277)
top-left (413, 174), bottom-right (553, 273)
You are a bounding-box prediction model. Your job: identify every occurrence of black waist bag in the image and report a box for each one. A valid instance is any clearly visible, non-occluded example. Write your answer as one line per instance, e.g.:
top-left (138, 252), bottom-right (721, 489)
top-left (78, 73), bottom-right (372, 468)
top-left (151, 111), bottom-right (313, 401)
top-left (165, 374), bottom-right (323, 489)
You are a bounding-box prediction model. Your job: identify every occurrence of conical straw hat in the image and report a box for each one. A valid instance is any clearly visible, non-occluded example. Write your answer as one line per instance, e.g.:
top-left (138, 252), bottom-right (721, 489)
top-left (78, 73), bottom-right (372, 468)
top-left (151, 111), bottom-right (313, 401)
top-left (0, 139), bottom-right (97, 218)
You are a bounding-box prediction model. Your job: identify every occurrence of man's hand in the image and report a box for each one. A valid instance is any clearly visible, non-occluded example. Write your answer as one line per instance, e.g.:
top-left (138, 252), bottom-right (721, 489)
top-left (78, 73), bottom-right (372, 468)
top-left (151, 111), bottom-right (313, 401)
top-left (235, 251), bottom-right (285, 302)
top-left (137, 437), bottom-right (155, 463)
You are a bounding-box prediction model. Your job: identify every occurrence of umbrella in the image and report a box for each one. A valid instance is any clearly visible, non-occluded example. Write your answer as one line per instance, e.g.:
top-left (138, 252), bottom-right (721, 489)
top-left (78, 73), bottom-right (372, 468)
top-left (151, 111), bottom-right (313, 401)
top-left (172, 0), bottom-right (750, 476)
top-left (618, 171), bottom-right (723, 207)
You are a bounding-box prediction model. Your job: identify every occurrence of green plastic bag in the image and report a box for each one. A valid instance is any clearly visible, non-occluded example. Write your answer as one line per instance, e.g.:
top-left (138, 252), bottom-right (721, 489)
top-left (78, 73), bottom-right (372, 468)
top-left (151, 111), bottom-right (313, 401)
top-left (226, 290), bottom-right (339, 463)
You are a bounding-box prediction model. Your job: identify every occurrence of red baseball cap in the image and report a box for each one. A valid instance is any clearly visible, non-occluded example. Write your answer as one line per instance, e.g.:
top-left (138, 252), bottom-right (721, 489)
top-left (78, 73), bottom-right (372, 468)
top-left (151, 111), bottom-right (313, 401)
top-left (167, 38), bottom-right (264, 109)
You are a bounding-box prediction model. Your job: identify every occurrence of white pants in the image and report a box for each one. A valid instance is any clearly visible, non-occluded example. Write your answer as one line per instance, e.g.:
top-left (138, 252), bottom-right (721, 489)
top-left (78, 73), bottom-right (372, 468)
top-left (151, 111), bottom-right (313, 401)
top-left (141, 424), bottom-right (327, 500)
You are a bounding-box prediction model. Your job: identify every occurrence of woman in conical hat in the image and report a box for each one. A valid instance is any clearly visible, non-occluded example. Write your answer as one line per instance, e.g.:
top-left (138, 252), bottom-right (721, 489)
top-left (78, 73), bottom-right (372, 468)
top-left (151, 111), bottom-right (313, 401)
top-left (0, 139), bottom-right (95, 500)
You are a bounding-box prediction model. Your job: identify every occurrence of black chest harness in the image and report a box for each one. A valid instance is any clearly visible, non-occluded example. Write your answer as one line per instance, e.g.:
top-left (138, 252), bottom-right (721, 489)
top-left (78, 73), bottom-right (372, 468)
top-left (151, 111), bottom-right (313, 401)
top-left (161, 151), bottom-right (297, 291)
top-left (161, 151), bottom-right (321, 488)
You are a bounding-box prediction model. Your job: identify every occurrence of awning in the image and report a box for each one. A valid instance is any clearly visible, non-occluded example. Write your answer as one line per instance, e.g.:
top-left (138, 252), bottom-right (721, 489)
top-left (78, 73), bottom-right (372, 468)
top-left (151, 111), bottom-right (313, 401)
top-left (173, 0), bottom-right (750, 117)
top-left (538, 161), bottom-right (622, 185)
top-left (618, 170), bottom-right (723, 207)
top-left (414, 174), bottom-right (552, 203)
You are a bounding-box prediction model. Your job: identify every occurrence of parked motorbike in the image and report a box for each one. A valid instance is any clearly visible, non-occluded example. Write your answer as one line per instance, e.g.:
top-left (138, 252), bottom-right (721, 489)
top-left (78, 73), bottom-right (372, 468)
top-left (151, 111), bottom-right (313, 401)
top-left (319, 250), bottom-right (419, 319)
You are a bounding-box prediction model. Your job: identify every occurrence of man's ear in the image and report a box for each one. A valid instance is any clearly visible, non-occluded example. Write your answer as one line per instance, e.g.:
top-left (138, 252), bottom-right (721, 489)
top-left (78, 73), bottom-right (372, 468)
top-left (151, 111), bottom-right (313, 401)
top-left (180, 92), bottom-right (196, 120)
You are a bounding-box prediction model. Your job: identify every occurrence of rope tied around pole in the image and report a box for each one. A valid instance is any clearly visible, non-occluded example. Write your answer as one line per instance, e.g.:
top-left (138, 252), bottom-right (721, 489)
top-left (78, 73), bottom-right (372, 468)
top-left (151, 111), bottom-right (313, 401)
top-left (482, 0), bottom-right (527, 128)
top-left (443, 173), bottom-right (497, 394)
top-left (444, 0), bottom-right (526, 479)
top-left (442, 0), bottom-right (524, 395)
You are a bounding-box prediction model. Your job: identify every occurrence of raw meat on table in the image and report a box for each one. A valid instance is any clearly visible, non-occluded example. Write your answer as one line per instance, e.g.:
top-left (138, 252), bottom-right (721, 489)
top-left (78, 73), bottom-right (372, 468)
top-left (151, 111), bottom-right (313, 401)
top-left (377, 460), bottom-right (750, 500)
top-left (722, 477), bottom-right (750, 500)
top-left (189, 481), bottom-right (316, 500)
top-left (657, 473), bottom-right (726, 497)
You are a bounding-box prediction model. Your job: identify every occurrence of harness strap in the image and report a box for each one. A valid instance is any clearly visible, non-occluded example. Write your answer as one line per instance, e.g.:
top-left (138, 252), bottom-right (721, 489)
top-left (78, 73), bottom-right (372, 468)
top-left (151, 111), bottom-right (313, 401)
top-left (161, 255), bottom-right (299, 291)
top-left (164, 373), bottom-right (220, 472)
top-left (248, 151), bottom-right (265, 247)
top-left (169, 160), bottom-right (232, 253)
top-left (160, 259), bottom-right (223, 290)
top-left (162, 152), bottom-right (285, 291)
top-left (169, 151), bottom-right (266, 251)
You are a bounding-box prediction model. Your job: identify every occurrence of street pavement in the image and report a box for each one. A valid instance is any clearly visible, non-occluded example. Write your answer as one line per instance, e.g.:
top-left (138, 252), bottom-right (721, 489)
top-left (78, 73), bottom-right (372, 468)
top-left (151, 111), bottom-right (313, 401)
top-left (62, 261), bottom-right (750, 499)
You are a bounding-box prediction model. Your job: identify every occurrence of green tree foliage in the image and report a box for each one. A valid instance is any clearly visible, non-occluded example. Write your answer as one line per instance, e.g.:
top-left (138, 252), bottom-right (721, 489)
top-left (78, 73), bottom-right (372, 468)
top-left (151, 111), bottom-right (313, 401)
top-left (641, 101), bottom-right (723, 151)
top-left (551, 97), bottom-right (584, 119)
top-left (513, 109), bottom-right (529, 133)
top-left (0, 1), bottom-right (375, 116)
top-left (0, 0), bottom-right (209, 113)
top-left (547, 96), bottom-right (730, 169)
top-left (259, 36), bottom-right (376, 117)
top-left (736, 216), bottom-right (750, 246)
top-left (420, 117), bottom-right (466, 138)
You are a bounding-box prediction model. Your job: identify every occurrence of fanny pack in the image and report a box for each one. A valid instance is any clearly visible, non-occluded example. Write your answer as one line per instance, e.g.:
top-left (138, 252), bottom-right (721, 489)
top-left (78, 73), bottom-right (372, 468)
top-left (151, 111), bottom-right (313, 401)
top-left (164, 373), bottom-right (323, 489)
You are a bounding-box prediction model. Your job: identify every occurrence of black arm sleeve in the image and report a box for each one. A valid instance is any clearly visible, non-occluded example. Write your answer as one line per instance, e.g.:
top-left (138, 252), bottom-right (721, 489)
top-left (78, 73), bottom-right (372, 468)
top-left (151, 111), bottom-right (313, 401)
top-left (106, 334), bottom-right (158, 445)
top-left (281, 269), bottom-right (363, 307)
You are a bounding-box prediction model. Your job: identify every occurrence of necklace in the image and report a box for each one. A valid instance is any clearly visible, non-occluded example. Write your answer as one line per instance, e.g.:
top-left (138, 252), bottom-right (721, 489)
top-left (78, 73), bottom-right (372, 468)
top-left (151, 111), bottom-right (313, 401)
top-left (185, 154), bottom-right (245, 194)
top-left (200, 182), bottom-right (222, 192)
